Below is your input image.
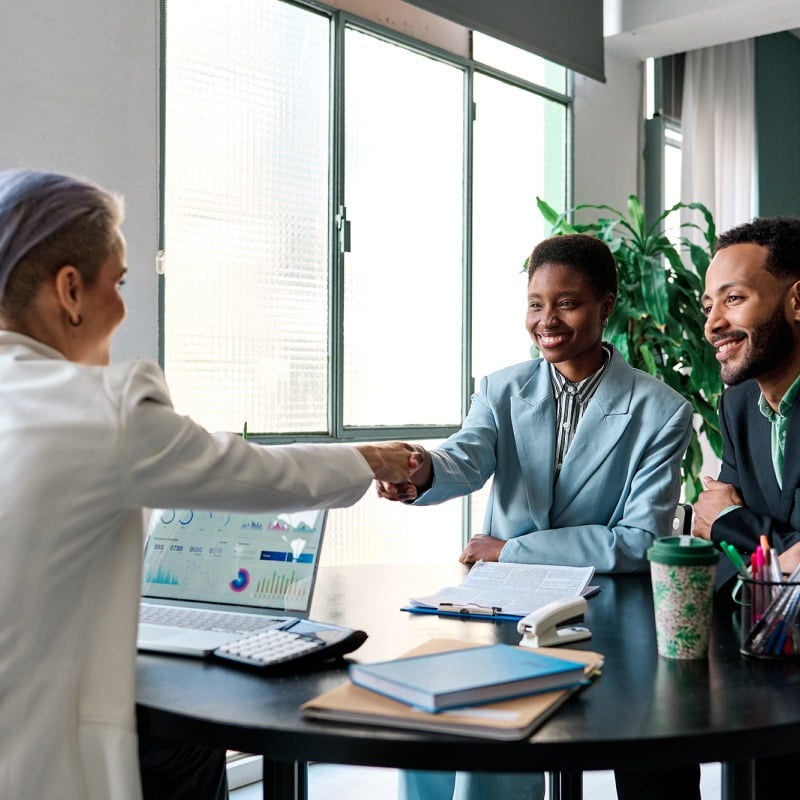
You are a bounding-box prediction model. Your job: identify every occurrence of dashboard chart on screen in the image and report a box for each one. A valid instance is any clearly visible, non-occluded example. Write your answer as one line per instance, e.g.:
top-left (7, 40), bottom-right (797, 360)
top-left (142, 507), bottom-right (326, 612)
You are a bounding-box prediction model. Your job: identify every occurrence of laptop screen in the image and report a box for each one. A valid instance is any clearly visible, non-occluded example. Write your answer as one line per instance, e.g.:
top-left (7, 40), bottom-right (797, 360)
top-left (141, 507), bottom-right (327, 613)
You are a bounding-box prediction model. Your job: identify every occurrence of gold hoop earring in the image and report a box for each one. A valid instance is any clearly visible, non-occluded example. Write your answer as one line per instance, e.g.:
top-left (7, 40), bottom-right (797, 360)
top-left (68, 314), bottom-right (83, 327)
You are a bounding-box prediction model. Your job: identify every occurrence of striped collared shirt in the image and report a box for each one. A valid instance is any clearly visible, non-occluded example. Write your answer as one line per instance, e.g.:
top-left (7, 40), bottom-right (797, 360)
top-left (549, 345), bottom-right (611, 479)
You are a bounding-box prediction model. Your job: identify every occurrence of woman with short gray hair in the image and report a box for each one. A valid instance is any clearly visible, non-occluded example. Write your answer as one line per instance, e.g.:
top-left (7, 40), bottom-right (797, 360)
top-left (0, 169), bottom-right (418, 800)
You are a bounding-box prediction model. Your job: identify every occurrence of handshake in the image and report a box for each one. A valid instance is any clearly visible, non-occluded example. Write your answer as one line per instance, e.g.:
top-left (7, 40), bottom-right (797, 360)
top-left (355, 442), bottom-right (432, 502)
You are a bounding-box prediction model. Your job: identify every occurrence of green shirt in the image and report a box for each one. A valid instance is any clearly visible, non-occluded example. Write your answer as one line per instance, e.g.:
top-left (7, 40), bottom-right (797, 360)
top-left (757, 373), bottom-right (800, 489)
top-left (717, 374), bottom-right (800, 521)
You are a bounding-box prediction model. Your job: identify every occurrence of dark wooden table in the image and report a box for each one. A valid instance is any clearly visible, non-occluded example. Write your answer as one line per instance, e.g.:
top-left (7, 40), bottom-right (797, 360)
top-left (136, 562), bottom-right (800, 800)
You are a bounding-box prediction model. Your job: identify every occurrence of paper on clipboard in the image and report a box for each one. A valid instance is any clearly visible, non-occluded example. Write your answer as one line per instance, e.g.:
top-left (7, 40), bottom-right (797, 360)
top-left (406, 560), bottom-right (596, 618)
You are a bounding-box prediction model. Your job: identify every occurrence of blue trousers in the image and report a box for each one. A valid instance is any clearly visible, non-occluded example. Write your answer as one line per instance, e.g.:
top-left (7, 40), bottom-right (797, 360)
top-left (399, 770), bottom-right (544, 800)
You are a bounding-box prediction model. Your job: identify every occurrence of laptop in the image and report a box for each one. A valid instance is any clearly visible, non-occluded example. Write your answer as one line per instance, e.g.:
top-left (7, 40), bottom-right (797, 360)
top-left (138, 506), bottom-right (328, 657)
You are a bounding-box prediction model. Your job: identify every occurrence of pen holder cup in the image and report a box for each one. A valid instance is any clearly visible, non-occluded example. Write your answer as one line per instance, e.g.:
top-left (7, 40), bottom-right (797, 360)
top-left (735, 576), bottom-right (800, 660)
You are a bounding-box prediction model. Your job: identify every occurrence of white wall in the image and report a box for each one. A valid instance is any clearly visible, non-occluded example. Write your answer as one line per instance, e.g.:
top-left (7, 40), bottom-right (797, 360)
top-left (0, 0), bottom-right (161, 362)
top-left (573, 50), bottom-right (642, 214)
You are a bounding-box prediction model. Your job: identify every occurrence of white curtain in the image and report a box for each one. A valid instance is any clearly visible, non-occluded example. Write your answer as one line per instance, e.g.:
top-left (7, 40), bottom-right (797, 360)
top-left (681, 38), bottom-right (756, 236)
top-left (680, 39), bottom-right (756, 488)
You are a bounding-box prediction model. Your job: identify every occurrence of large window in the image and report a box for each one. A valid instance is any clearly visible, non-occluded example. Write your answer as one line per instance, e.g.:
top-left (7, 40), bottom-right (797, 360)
top-left (342, 29), bottom-right (464, 427)
top-left (162, 0), bottom-right (569, 565)
top-left (163, 0), bottom-right (331, 435)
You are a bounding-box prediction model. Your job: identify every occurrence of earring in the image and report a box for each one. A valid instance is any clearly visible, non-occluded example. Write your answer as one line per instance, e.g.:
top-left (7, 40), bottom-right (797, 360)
top-left (601, 318), bottom-right (608, 328)
top-left (68, 314), bottom-right (83, 327)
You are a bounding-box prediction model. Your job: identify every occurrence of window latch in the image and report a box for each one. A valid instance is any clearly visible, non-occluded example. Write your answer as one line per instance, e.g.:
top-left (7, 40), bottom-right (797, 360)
top-left (336, 205), bottom-right (351, 253)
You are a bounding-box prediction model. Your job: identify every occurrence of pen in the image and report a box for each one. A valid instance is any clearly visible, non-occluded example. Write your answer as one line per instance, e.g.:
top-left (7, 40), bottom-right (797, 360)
top-left (758, 535), bottom-right (783, 594)
top-left (753, 547), bottom-right (767, 617)
top-left (747, 592), bottom-right (786, 652)
top-left (747, 582), bottom-right (797, 653)
top-left (769, 553), bottom-right (784, 589)
top-left (753, 546), bottom-right (765, 577)
top-left (764, 619), bottom-right (786, 656)
top-left (720, 541), bottom-right (749, 578)
top-left (774, 588), bottom-right (800, 655)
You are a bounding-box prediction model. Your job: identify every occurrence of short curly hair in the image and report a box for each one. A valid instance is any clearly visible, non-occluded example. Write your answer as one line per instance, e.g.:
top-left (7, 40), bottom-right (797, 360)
top-left (527, 234), bottom-right (617, 299)
top-left (715, 217), bottom-right (800, 281)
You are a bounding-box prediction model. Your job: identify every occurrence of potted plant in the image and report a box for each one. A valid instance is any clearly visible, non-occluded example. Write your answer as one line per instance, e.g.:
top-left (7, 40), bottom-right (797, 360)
top-left (534, 194), bottom-right (722, 501)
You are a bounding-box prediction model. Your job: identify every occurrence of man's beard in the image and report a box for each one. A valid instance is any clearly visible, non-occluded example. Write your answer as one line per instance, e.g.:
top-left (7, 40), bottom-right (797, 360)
top-left (721, 303), bottom-right (794, 386)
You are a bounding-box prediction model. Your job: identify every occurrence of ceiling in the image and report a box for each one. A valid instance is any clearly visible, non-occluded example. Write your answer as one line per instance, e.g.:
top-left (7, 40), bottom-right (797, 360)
top-left (604, 0), bottom-right (800, 59)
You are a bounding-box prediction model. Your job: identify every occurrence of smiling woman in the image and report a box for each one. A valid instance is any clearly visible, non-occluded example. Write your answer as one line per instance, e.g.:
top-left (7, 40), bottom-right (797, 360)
top-left (536, 195), bottom-right (721, 501)
top-left (525, 234), bottom-right (616, 383)
top-left (374, 232), bottom-right (694, 800)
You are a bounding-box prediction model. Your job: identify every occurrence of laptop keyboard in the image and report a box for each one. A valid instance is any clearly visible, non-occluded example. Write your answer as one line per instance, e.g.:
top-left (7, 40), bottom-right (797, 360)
top-left (139, 602), bottom-right (288, 633)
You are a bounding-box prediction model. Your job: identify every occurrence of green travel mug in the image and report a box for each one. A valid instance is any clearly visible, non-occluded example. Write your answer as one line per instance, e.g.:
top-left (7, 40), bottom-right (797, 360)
top-left (647, 536), bottom-right (719, 659)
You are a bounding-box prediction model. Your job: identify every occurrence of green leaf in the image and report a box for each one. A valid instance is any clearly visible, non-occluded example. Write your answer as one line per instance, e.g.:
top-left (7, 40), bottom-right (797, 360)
top-left (626, 195), bottom-right (646, 240)
top-left (638, 342), bottom-right (658, 375)
top-left (684, 201), bottom-right (717, 247)
top-left (640, 255), bottom-right (669, 324)
top-left (536, 197), bottom-right (578, 235)
top-left (685, 242), bottom-right (711, 279)
top-left (536, 196), bottom-right (561, 226)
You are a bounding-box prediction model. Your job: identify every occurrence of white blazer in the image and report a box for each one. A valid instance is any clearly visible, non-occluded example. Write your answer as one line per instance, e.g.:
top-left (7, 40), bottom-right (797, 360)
top-left (0, 332), bottom-right (374, 800)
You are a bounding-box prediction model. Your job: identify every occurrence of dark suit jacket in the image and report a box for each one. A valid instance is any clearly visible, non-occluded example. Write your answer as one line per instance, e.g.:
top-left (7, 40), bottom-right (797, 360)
top-left (710, 378), bottom-right (800, 587)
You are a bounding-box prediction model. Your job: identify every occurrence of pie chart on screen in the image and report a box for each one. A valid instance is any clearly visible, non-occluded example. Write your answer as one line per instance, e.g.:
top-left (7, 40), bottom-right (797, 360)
top-left (230, 568), bottom-right (250, 592)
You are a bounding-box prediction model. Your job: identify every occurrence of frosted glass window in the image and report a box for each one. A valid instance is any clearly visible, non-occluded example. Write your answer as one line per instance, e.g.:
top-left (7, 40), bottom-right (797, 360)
top-left (471, 72), bottom-right (567, 381)
top-left (162, 2), bottom-right (569, 566)
top-left (343, 29), bottom-right (465, 427)
top-left (163, 0), bottom-right (330, 434)
top-left (323, 440), bottom-right (462, 565)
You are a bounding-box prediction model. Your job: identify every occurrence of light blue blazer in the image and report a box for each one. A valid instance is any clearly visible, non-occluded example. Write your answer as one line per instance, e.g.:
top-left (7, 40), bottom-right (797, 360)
top-left (415, 347), bottom-right (693, 573)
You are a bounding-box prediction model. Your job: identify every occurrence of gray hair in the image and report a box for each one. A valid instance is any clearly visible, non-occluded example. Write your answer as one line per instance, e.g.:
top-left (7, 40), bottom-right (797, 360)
top-left (0, 169), bottom-right (123, 322)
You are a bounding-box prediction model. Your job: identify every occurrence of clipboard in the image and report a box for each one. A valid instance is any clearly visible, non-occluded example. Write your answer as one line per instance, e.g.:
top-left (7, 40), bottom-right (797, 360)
top-left (402, 561), bottom-right (597, 621)
top-left (401, 604), bottom-right (523, 622)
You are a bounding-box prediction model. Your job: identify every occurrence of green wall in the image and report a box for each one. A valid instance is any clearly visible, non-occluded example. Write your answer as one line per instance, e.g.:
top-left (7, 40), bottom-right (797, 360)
top-left (756, 32), bottom-right (800, 216)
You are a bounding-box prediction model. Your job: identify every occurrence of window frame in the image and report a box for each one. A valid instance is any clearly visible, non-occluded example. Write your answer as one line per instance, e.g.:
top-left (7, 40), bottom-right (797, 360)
top-left (158, 0), bottom-right (572, 448)
top-left (158, 0), bottom-right (572, 560)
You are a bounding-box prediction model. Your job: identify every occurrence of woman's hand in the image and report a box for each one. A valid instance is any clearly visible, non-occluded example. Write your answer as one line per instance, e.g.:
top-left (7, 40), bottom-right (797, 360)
top-left (459, 534), bottom-right (505, 565)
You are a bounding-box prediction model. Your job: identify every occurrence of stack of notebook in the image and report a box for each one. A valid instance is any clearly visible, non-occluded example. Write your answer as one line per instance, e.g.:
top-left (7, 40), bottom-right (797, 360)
top-left (302, 638), bottom-right (604, 740)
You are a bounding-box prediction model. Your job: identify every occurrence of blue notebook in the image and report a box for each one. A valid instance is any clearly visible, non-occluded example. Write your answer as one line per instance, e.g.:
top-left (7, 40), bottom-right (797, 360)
top-left (348, 642), bottom-right (587, 713)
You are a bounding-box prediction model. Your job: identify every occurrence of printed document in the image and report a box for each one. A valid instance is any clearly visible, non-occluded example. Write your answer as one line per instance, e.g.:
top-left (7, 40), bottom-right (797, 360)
top-left (407, 560), bottom-right (595, 617)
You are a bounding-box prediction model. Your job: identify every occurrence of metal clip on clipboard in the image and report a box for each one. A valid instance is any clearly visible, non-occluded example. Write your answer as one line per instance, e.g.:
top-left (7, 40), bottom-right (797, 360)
top-left (437, 602), bottom-right (502, 617)
top-left (517, 596), bottom-right (591, 647)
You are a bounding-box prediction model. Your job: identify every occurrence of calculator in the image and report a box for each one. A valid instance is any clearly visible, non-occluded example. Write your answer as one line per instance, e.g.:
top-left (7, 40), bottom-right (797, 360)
top-left (212, 618), bottom-right (367, 673)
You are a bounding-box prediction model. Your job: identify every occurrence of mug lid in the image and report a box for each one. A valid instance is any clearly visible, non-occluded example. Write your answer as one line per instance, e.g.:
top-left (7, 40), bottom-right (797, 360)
top-left (647, 536), bottom-right (719, 566)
